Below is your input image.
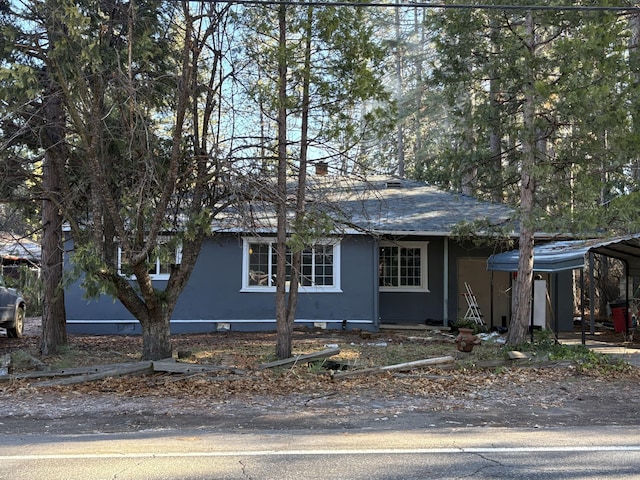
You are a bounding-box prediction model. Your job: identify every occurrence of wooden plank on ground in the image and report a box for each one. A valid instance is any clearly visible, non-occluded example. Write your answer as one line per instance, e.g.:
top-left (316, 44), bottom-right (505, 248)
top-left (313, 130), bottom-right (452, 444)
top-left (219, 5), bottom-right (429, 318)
top-left (153, 359), bottom-right (245, 375)
top-left (258, 347), bottom-right (340, 369)
top-left (379, 324), bottom-right (451, 332)
top-left (0, 362), bottom-right (160, 383)
top-left (332, 355), bottom-right (455, 380)
top-left (31, 361), bottom-right (154, 387)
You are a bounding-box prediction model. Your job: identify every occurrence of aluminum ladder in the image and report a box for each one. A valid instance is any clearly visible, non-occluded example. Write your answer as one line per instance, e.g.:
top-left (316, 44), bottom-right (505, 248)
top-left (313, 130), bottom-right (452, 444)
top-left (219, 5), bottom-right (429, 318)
top-left (462, 282), bottom-right (485, 325)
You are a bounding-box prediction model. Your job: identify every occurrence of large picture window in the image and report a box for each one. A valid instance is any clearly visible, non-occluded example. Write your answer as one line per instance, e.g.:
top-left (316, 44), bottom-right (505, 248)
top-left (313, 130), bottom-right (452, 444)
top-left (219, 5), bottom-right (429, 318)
top-left (242, 238), bottom-right (341, 292)
top-left (379, 242), bottom-right (428, 292)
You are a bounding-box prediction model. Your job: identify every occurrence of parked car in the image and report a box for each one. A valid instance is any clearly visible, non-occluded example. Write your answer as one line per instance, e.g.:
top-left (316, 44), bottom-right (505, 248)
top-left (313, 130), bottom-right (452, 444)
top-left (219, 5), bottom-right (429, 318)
top-left (0, 276), bottom-right (25, 338)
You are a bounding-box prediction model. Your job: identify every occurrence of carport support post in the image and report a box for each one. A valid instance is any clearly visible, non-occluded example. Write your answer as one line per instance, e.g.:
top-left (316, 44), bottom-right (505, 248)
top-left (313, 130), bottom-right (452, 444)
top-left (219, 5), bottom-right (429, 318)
top-left (530, 277), bottom-right (535, 343)
top-left (443, 237), bottom-right (448, 327)
top-left (490, 271), bottom-right (495, 331)
top-left (589, 252), bottom-right (595, 335)
top-left (580, 267), bottom-right (585, 345)
top-left (625, 260), bottom-right (630, 337)
top-left (554, 272), bottom-right (559, 339)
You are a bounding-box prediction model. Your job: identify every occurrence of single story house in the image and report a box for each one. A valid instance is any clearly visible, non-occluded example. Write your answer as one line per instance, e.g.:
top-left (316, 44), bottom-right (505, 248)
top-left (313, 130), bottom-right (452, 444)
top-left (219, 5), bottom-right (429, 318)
top-left (64, 176), bottom-right (519, 334)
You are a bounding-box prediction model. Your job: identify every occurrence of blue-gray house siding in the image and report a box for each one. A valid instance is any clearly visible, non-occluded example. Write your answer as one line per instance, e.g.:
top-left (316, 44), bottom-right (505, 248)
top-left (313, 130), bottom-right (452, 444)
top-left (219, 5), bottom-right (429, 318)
top-left (378, 237), bottom-right (444, 324)
top-left (66, 234), bottom-right (381, 334)
top-left (65, 233), bottom-right (515, 334)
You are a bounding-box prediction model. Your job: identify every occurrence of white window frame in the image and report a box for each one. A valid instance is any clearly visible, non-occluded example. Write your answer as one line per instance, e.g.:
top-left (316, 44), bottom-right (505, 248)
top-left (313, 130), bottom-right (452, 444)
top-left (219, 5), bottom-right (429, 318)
top-left (118, 243), bottom-right (182, 281)
top-left (378, 241), bottom-right (429, 292)
top-left (241, 237), bottom-right (342, 293)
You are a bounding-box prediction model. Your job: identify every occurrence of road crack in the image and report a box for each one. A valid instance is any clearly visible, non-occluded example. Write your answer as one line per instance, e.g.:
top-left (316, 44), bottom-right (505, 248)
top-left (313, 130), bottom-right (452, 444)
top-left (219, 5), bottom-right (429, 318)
top-left (239, 459), bottom-right (255, 480)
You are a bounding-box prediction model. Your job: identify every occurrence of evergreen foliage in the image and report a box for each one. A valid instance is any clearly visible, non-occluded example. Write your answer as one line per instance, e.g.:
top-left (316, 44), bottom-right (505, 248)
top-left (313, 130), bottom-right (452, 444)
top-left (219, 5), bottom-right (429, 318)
top-left (393, 3), bottom-right (640, 236)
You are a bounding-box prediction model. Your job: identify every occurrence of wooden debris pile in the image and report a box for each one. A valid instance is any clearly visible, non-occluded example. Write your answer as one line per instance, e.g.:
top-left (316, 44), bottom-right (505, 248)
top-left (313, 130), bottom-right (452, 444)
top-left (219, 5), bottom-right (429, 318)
top-left (0, 357), bottom-right (247, 387)
top-left (0, 344), bottom-right (460, 387)
top-left (331, 356), bottom-right (455, 379)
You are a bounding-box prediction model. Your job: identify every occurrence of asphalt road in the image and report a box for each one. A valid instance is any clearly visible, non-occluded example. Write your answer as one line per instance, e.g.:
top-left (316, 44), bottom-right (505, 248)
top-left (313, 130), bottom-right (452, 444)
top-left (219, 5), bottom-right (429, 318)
top-left (1, 426), bottom-right (639, 479)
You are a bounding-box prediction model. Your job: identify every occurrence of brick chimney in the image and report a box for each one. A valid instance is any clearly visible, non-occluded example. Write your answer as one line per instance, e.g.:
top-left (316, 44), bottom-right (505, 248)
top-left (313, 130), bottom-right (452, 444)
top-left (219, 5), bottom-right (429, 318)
top-left (315, 161), bottom-right (328, 175)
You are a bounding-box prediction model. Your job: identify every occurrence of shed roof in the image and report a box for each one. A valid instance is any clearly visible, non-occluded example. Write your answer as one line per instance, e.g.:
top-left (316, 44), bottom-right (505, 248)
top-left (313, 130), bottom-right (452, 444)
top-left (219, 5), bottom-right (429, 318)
top-left (0, 233), bottom-right (41, 264)
top-left (487, 234), bottom-right (640, 276)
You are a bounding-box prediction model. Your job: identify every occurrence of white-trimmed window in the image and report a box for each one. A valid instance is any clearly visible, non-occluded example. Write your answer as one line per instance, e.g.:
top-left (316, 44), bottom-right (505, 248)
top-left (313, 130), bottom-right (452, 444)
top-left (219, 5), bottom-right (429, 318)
top-left (118, 241), bottom-right (182, 281)
top-left (241, 237), bottom-right (341, 292)
top-left (379, 241), bottom-right (428, 292)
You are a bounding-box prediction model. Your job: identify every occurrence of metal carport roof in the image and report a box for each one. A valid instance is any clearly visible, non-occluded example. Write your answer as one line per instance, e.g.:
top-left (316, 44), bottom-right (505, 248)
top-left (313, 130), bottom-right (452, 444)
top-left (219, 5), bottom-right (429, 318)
top-left (487, 234), bottom-right (640, 276)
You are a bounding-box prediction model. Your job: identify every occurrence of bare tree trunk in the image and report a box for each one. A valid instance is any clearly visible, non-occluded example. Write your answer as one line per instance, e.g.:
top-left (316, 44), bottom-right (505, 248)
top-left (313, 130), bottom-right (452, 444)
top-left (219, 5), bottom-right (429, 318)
top-left (629, 12), bottom-right (640, 181)
top-left (105, 267), bottom-right (174, 361)
top-left (40, 52), bottom-right (67, 356)
top-left (285, 5), bottom-right (313, 333)
top-left (394, 1), bottom-right (405, 178)
top-left (460, 96), bottom-right (476, 196)
top-left (488, 16), bottom-right (503, 203)
top-left (41, 161), bottom-right (67, 355)
top-left (275, 3), bottom-right (291, 360)
top-left (413, 7), bottom-right (424, 174)
top-left (507, 10), bottom-right (537, 346)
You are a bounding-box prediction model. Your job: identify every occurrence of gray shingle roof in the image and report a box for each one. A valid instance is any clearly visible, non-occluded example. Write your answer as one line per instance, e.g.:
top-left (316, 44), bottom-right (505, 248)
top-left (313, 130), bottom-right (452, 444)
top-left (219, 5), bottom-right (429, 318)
top-left (215, 175), bottom-right (515, 236)
top-left (330, 176), bottom-right (514, 235)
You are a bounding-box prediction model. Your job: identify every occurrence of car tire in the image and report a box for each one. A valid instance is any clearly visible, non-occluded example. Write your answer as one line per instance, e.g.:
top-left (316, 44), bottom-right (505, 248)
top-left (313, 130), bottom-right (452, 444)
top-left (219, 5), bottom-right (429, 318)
top-left (7, 306), bottom-right (24, 338)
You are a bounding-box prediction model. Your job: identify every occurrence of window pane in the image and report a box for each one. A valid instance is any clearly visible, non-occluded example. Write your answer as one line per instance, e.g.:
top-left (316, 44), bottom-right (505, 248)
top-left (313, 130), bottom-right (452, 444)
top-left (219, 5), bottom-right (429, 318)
top-left (400, 247), bottom-right (421, 287)
top-left (301, 249), bottom-right (313, 286)
top-left (148, 249), bottom-right (160, 276)
top-left (158, 244), bottom-right (173, 275)
top-left (379, 246), bottom-right (399, 287)
top-left (248, 241), bottom-right (335, 288)
top-left (120, 242), bottom-right (180, 278)
top-left (249, 243), bottom-right (270, 286)
top-left (159, 261), bottom-right (171, 275)
top-left (314, 245), bottom-right (333, 286)
top-left (271, 248), bottom-right (293, 284)
top-left (379, 245), bottom-right (422, 288)
top-left (285, 250), bottom-right (293, 281)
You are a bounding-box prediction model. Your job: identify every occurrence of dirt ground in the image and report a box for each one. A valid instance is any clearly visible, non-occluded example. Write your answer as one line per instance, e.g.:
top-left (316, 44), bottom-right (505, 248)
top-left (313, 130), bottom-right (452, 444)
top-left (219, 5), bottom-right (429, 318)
top-left (2, 318), bottom-right (640, 435)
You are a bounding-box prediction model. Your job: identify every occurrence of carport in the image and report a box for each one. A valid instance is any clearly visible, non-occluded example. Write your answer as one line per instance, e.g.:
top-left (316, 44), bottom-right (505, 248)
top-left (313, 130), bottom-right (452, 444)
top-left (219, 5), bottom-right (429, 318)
top-left (487, 234), bottom-right (640, 344)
